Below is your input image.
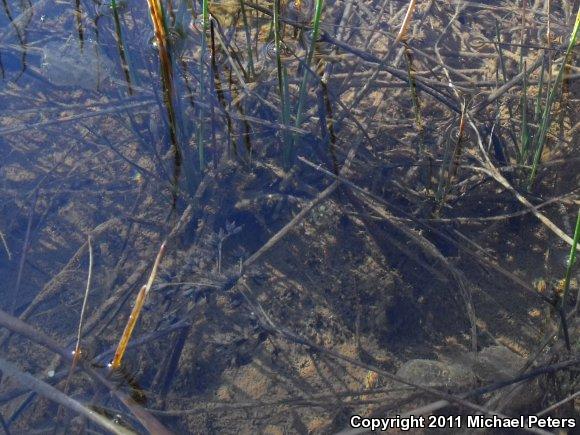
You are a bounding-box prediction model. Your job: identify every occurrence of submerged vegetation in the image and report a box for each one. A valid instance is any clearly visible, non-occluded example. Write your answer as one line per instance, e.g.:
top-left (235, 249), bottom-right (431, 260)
top-left (0, 0), bottom-right (579, 432)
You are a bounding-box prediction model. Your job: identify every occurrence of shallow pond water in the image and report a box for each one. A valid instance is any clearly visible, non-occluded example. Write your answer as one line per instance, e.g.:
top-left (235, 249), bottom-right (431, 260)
top-left (0, 0), bottom-right (578, 433)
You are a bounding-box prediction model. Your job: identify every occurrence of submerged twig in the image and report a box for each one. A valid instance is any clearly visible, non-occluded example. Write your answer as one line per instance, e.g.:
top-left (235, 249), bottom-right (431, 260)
top-left (10, 190), bottom-right (38, 314)
top-left (0, 230), bottom-right (10, 261)
top-left (468, 123), bottom-right (578, 250)
top-left (239, 284), bottom-right (550, 435)
top-left (57, 235), bottom-right (94, 425)
top-left (0, 357), bottom-right (134, 435)
top-left (111, 202), bottom-right (193, 368)
top-left (0, 309), bottom-right (172, 434)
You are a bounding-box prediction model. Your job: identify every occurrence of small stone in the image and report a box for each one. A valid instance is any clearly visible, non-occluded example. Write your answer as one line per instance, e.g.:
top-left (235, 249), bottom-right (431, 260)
top-left (396, 359), bottom-right (477, 389)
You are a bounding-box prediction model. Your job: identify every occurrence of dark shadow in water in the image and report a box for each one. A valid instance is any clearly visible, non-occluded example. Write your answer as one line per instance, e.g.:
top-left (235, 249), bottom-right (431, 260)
top-left (74, 0), bottom-right (84, 49)
top-left (110, 0), bottom-right (133, 95)
top-left (1, 0), bottom-right (29, 81)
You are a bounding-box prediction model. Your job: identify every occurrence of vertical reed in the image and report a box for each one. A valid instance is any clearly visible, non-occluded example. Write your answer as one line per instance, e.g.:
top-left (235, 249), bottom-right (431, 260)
top-left (294, 0), bottom-right (324, 129)
top-left (494, 20), bottom-right (519, 160)
top-left (403, 45), bottom-right (423, 152)
top-left (196, 0), bottom-right (210, 169)
top-left (435, 104), bottom-right (466, 209)
top-left (562, 209), bottom-right (580, 311)
top-left (273, 0), bottom-right (292, 164)
top-left (528, 6), bottom-right (579, 187)
top-left (110, 0), bottom-right (134, 94)
top-left (145, 0), bottom-right (183, 201)
top-left (239, 0), bottom-right (256, 78)
top-left (519, 61), bottom-right (529, 163)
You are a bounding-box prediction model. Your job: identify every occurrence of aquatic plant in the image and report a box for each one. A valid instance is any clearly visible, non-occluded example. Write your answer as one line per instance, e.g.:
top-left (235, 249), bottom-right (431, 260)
top-left (239, 0), bottom-right (256, 78)
top-left (144, 0), bottom-right (184, 202)
top-left (273, 0), bottom-right (292, 165)
top-left (1, 1), bottom-right (579, 432)
top-left (293, 0), bottom-right (324, 160)
top-left (519, 61), bottom-right (529, 164)
top-left (562, 209), bottom-right (580, 311)
top-left (528, 6), bottom-right (579, 187)
top-left (110, 0), bottom-right (134, 94)
top-left (402, 44), bottom-right (423, 151)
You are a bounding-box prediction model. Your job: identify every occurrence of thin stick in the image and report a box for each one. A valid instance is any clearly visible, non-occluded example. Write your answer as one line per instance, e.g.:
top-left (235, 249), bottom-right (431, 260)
top-left (240, 284), bottom-right (551, 435)
top-left (56, 235), bottom-right (94, 424)
top-left (0, 308), bottom-right (172, 434)
top-left (75, 235), bottom-right (93, 356)
top-left (0, 230), bottom-right (10, 261)
top-left (110, 285), bottom-right (147, 369)
top-left (536, 390), bottom-right (580, 416)
top-left (467, 131), bottom-right (578, 250)
top-left (10, 190), bottom-right (38, 314)
top-left (0, 357), bottom-right (134, 435)
top-left (561, 208), bottom-right (580, 313)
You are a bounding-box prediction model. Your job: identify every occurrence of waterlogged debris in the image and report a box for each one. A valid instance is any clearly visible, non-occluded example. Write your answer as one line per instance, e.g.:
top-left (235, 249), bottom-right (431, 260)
top-left (41, 38), bottom-right (113, 91)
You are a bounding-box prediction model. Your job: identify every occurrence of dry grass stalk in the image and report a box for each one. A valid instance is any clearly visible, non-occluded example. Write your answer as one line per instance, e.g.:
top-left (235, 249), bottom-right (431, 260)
top-left (395, 0), bottom-right (417, 43)
top-left (111, 241), bottom-right (166, 369)
top-left (110, 284), bottom-right (147, 369)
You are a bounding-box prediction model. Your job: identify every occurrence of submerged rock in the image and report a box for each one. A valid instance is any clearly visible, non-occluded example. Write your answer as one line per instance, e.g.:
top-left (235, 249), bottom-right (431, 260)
top-left (41, 38), bottom-right (113, 91)
top-left (473, 345), bottom-right (525, 382)
top-left (396, 359), bottom-right (477, 389)
top-left (396, 346), bottom-right (527, 391)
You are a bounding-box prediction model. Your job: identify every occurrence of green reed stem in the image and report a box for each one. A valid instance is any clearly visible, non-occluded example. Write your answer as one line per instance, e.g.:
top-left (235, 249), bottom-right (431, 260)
top-left (519, 61), bottom-right (529, 164)
top-left (403, 44), bottom-right (423, 152)
top-left (494, 20), bottom-right (520, 162)
top-left (273, 0), bottom-right (291, 164)
top-left (273, 0), bottom-right (284, 103)
top-left (239, 0), bottom-right (255, 78)
top-left (294, 0), bottom-right (324, 128)
top-left (197, 0), bottom-right (210, 170)
top-left (273, 0), bottom-right (283, 106)
top-left (533, 55), bottom-right (545, 125)
top-left (110, 0), bottom-right (134, 94)
top-left (561, 209), bottom-right (580, 311)
top-left (202, 0), bottom-right (209, 27)
top-left (528, 6), bottom-right (579, 188)
top-left (495, 21), bottom-right (508, 84)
